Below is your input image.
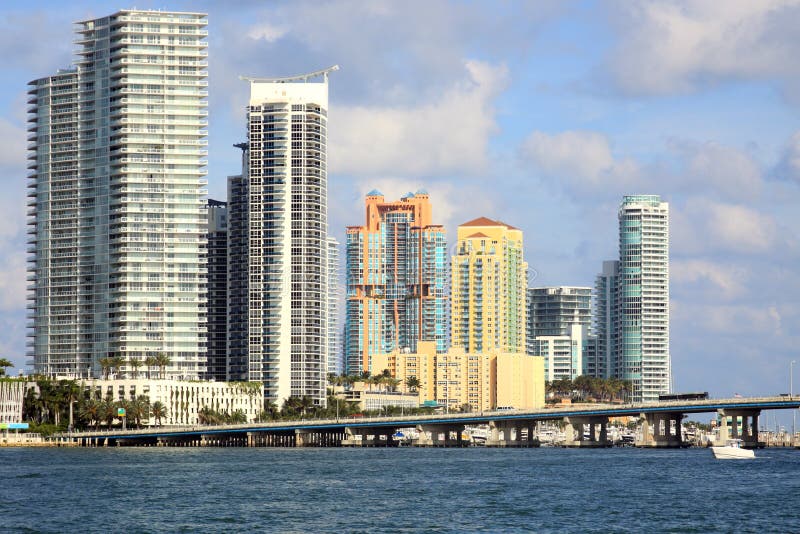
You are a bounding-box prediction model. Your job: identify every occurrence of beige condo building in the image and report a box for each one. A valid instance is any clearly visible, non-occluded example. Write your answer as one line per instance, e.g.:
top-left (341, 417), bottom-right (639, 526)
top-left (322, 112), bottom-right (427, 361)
top-left (373, 341), bottom-right (544, 412)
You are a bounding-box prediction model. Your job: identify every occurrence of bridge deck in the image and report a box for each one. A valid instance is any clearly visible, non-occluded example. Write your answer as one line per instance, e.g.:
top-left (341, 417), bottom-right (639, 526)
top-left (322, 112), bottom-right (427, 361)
top-left (65, 396), bottom-right (800, 441)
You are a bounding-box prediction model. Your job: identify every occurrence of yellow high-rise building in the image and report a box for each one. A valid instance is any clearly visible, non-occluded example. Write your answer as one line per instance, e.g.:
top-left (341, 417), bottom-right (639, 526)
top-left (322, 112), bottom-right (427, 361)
top-left (451, 217), bottom-right (528, 353)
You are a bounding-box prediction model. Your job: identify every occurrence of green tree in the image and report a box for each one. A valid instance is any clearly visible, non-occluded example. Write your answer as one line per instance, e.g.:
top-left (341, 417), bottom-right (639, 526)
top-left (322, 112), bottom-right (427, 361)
top-left (128, 357), bottom-right (143, 380)
top-left (99, 398), bottom-right (117, 428)
top-left (79, 398), bottom-right (101, 430)
top-left (155, 353), bottom-right (171, 379)
top-left (145, 356), bottom-right (158, 380)
top-left (59, 380), bottom-right (81, 429)
top-left (405, 376), bottom-right (421, 393)
top-left (0, 357), bottom-right (13, 376)
top-left (109, 356), bottom-right (126, 379)
top-left (151, 401), bottom-right (167, 426)
top-left (129, 395), bottom-right (150, 428)
top-left (99, 358), bottom-right (112, 380)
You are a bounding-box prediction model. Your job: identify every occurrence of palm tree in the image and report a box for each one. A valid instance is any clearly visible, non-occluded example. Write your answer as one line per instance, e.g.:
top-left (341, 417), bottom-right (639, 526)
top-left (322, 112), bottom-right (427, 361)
top-left (60, 380), bottom-right (81, 429)
top-left (367, 375), bottom-right (381, 392)
top-left (144, 356), bottom-right (158, 379)
top-left (80, 398), bottom-right (101, 430)
top-left (298, 396), bottom-right (315, 417)
top-left (128, 358), bottom-right (143, 379)
top-left (99, 357), bottom-right (112, 380)
top-left (151, 401), bottom-right (167, 426)
top-left (109, 356), bottom-right (126, 379)
top-left (264, 400), bottom-right (279, 420)
top-left (99, 398), bottom-right (117, 428)
top-left (0, 357), bottom-right (13, 376)
top-left (155, 353), bottom-right (171, 379)
top-left (129, 395), bottom-right (150, 428)
top-left (405, 376), bottom-right (421, 393)
top-left (385, 377), bottom-right (401, 392)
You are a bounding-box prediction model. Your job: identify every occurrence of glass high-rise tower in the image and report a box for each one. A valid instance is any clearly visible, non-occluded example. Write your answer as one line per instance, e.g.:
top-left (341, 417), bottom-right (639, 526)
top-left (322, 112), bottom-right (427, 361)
top-left (344, 191), bottom-right (447, 375)
top-left (595, 195), bottom-right (670, 402)
top-left (27, 10), bottom-right (208, 378)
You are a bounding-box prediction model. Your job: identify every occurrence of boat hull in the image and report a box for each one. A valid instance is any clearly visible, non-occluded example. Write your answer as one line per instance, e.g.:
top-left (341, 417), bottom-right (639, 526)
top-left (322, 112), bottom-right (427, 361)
top-left (711, 446), bottom-right (755, 459)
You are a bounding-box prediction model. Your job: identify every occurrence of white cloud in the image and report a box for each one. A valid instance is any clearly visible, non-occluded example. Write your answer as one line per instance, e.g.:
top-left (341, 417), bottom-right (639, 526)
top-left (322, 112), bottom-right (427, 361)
top-left (683, 142), bottom-right (763, 200)
top-left (672, 198), bottom-right (779, 255)
top-left (705, 202), bottom-right (778, 253)
top-left (608, 0), bottom-right (800, 95)
top-left (775, 130), bottom-right (800, 183)
top-left (0, 118), bottom-right (26, 169)
top-left (0, 254), bottom-right (27, 312)
top-left (519, 130), bottom-right (640, 194)
top-left (329, 60), bottom-right (508, 177)
top-left (246, 24), bottom-right (289, 43)
top-left (671, 259), bottom-right (748, 299)
top-left (682, 304), bottom-right (783, 336)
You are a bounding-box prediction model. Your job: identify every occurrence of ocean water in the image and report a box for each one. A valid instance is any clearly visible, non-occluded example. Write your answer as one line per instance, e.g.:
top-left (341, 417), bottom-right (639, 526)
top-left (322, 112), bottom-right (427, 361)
top-left (1, 447), bottom-right (798, 533)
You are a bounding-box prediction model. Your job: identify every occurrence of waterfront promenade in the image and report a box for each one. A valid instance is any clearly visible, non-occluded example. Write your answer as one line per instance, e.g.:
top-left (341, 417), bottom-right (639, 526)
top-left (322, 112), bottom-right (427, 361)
top-left (61, 395), bottom-right (800, 449)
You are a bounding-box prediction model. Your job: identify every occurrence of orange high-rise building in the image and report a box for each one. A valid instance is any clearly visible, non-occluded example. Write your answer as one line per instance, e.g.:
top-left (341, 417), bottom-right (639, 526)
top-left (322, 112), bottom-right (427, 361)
top-left (344, 190), bottom-right (447, 374)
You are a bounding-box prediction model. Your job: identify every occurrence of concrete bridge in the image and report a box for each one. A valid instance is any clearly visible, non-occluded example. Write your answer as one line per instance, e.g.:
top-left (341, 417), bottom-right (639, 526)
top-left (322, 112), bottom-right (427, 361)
top-left (61, 396), bottom-right (800, 449)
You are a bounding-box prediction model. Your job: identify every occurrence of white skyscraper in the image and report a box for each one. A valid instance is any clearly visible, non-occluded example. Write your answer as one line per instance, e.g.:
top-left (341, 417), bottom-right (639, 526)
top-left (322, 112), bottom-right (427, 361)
top-left (27, 10), bottom-right (208, 378)
top-left (595, 195), bottom-right (669, 402)
top-left (240, 67), bottom-right (337, 406)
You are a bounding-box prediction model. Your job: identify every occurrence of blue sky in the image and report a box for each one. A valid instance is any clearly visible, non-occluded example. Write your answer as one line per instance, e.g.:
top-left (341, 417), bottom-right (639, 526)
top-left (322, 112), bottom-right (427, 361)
top-left (2, 1), bottom-right (800, 408)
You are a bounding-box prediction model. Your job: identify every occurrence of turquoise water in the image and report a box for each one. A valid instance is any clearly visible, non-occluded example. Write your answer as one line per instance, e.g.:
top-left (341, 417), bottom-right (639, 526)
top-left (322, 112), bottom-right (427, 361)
top-left (1, 447), bottom-right (798, 533)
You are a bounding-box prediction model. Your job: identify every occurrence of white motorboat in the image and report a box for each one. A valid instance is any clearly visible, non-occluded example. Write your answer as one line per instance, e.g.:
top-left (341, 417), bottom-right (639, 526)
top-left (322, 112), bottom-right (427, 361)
top-left (711, 439), bottom-right (755, 459)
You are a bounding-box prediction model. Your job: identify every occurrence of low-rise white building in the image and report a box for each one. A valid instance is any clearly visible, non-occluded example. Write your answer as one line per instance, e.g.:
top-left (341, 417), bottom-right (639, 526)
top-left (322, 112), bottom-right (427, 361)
top-left (79, 379), bottom-right (264, 426)
top-left (338, 382), bottom-right (419, 412)
top-left (0, 380), bottom-right (25, 423)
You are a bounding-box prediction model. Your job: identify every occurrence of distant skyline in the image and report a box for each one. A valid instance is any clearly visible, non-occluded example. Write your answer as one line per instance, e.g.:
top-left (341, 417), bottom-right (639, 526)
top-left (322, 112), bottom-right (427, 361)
top-left (2, 1), bottom-right (799, 401)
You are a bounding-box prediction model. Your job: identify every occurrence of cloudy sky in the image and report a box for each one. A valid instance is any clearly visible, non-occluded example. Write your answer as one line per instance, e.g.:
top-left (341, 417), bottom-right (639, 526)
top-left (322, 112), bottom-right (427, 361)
top-left (2, 1), bottom-right (800, 404)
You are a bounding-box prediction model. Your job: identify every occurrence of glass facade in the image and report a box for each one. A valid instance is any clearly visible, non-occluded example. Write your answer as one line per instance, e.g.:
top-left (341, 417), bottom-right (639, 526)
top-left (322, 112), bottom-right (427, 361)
top-left (594, 196), bottom-right (669, 402)
top-left (344, 191), bottom-right (446, 375)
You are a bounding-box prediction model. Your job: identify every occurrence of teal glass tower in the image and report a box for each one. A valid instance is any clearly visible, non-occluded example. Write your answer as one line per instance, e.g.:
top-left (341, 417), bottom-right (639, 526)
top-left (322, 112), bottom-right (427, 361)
top-left (596, 195), bottom-right (670, 402)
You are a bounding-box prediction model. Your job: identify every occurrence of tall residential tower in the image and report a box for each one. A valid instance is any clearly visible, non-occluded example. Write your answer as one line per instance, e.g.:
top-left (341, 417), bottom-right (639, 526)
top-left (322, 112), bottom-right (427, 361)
top-left (205, 199), bottom-right (227, 381)
top-left (238, 67), bottom-right (336, 406)
top-left (595, 195), bottom-right (670, 402)
top-left (27, 10), bottom-right (208, 378)
top-left (344, 191), bottom-right (447, 374)
top-left (451, 217), bottom-right (527, 354)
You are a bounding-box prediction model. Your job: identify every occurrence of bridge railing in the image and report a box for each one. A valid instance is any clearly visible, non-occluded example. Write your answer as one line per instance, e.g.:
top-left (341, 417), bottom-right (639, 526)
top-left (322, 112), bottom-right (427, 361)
top-left (59, 395), bottom-right (799, 439)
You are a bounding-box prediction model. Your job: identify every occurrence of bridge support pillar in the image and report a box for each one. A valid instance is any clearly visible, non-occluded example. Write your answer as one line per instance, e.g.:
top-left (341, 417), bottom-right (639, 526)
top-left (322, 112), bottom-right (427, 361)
top-left (716, 409), bottom-right (761, 448)
top-left (486, 421), bottom-right (535, 447)
top-left (414, 425), bottom-right (464, 447)
top-left (636, 412), bottom-right (684, 447)
top-left (562, 416), bottom-right (611, 447)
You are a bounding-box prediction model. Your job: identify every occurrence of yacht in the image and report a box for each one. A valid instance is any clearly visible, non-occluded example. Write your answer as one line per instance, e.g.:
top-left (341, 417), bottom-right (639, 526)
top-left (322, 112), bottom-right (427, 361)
top-left (711, 439), bottom-right (755, 460)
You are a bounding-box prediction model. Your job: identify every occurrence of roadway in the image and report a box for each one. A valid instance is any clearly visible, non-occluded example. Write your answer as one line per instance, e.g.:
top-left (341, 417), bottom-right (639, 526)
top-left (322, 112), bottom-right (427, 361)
top-left (65, 395), bottom-right (800, 442)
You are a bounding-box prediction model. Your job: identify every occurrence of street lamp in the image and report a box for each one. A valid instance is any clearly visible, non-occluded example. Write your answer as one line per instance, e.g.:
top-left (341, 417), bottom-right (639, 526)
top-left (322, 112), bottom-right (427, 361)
top-left (791, 360), bottom-right (797, 445)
